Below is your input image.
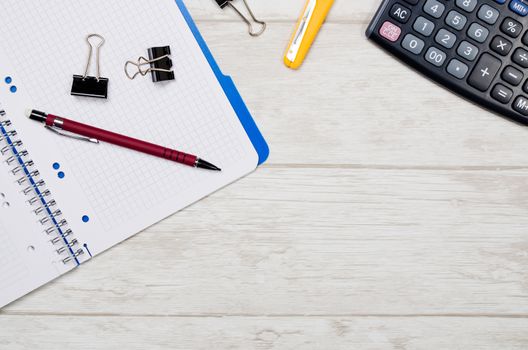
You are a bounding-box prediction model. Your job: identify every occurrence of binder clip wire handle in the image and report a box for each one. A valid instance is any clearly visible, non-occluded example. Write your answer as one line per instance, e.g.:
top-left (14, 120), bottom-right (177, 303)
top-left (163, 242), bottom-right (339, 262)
top-left (83, 34), bottom-right (105, 81)
top-left (124, 55), bottom-right (173, 80)
top-left (219, 0), bottom-right (266, 37)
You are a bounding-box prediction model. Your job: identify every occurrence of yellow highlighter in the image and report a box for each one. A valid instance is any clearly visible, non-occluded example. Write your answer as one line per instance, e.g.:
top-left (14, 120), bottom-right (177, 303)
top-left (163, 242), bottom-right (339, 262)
top-left (284, 0), bottom-right (334, 69)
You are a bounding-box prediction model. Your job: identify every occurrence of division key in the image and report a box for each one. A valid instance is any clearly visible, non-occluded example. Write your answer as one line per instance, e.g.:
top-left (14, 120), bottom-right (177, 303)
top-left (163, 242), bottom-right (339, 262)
top-left (467, 53), bottom-right (502, 92)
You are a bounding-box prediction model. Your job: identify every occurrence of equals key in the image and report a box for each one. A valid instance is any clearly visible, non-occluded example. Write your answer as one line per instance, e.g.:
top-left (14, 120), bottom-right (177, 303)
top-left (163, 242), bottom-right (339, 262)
top-left (491, 84), bottom-right (513, 104)
top-left (468, 53), bottom-right (502, 92)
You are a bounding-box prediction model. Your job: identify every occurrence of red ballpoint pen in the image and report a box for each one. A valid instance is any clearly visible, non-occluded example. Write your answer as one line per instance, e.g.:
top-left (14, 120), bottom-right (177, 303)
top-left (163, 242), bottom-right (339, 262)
top-left (26, 109), bottom-right (221, 171)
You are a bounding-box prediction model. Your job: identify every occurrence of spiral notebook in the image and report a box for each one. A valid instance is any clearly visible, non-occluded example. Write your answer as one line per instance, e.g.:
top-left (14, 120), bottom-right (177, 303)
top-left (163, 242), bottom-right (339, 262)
top-left (0, 0), bottom-right (268, 308)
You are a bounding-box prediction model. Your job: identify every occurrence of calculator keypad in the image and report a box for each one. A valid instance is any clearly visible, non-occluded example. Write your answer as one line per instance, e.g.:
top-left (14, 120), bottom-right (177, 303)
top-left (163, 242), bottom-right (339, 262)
top-left (512, 47), bottom-right (528, 67)
top-left (414, 16), bottom-right (436, 36)
top-left (490, 35), bottom-right (513, 55)
top-left (513, 96), bottom-right (528, 114)
top-left (402, 33), bottom-right (426, 54)
top-left (501, 17), bottom-right (522, 37)
top-left (478, 5), bottom-right (500, 24)
top-left (467, 22), bottom-right (490, 42)
top-left (447, 59), bottom-right (470, 78)
top-left (446, 10), bottom-right (468, 30)
top-left (435, 28), bottom-right (457, 48)
top-left (502, 65), bottom-right (524, 85)
top-left (456, 0), bottom-right (479, 13)
top-left (468, 53), bottom-right (502, 91)
top-left (492, 84), bottom-right (513, 103)
top-left (425, 46), bottom-right (448, 66)
top-left (457, 41), bottom-right (479, 60)
top-left (510, 0), bottom-right (528, 16)
top-left (424, 0), bottom-right (446, 18)
top-left (367, 0), bottom-right (528, 124)
top-left (390, 3), bottom-right (412, 23)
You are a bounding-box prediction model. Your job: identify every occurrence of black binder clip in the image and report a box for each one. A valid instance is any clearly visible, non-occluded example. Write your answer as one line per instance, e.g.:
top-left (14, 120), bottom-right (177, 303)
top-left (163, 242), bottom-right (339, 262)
top-left (215, 0), bottom-right (266, 37)
top-left (71, 34), bottom-right (109, 99)
top-left (125, 46), bottom-right (175, 83)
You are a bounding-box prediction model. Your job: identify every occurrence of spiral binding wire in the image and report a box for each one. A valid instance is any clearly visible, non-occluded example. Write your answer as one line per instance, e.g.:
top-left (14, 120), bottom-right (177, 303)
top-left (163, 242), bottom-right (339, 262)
top-left (0, 109), bottom-right (84, 265)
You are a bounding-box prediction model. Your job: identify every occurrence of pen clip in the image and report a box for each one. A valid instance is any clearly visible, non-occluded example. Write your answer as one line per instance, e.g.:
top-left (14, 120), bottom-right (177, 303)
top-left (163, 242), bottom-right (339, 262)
top-left (45, 125), bottom-right (99, 144)
top-left (287, 0), bottom-right (317, 62)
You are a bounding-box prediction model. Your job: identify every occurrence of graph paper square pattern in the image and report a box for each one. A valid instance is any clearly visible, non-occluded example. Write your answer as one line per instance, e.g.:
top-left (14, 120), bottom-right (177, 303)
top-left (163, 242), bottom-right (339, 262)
top-left (0, 164), bottom-right (71, 308)
top-left (0, 222), bottom-right (28, 292)
top-left (0, 0), bottom-right (260, 256)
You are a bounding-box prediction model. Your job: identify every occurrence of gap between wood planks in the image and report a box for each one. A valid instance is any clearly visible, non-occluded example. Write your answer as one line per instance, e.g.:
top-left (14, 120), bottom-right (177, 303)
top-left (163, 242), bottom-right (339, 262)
top-left (1, 311), bottom-right (528, 318)
top-left (262, 164), bottom-right (528, 171)
top-left (193, 19), bottom-right (369, 24)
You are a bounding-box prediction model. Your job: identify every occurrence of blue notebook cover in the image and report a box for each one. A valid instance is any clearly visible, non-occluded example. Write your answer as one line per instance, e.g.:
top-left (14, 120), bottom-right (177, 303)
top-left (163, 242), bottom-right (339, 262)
top-left (175, 0), bottom-right (269, 165)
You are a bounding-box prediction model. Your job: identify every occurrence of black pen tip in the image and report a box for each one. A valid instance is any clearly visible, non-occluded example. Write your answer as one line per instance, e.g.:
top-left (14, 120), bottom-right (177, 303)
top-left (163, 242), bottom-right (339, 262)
top-left (196, 158), bottom-right (221, 171)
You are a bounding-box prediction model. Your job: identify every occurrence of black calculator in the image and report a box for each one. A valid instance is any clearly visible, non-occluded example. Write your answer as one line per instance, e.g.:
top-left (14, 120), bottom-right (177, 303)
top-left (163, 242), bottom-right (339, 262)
top-left (367, 0), bottom-right (528, 125)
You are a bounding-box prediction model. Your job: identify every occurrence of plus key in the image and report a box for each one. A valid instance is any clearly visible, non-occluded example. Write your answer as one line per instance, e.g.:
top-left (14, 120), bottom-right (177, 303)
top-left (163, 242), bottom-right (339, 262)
top-left (468, 53), bottom-right (502, 92)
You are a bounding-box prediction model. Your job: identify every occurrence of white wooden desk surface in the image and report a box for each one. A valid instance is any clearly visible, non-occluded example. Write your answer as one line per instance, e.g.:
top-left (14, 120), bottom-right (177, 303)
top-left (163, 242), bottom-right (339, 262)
top-left (1, 1), bottom-right (528, 349)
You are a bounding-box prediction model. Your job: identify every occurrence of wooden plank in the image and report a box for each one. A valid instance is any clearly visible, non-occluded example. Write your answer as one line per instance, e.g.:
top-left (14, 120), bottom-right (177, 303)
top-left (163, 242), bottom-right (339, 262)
top-left (192, 22), bottom-right (528, 166)
top-left (185, 0), bottom-right (376, 22)
top-left (0, 315), bottom-right (527, 350)
top-left (3, 167), bottom-right (528, 315)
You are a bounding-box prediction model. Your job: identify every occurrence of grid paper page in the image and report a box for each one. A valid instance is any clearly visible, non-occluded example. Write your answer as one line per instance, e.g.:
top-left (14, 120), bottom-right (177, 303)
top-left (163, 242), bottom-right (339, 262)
top-left (0, 222), bottom-right (28, 292)
top-left (0, 0), bottom-right (259, 253)
top-left (0, 214), bottom-right (69, 308)
top-left (0, 164), bottom-right (71, 308)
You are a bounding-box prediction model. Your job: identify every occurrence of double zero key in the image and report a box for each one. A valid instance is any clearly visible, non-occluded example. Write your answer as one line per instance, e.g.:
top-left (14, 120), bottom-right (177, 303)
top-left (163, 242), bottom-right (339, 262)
top-left (468, 54), bottom-right (502, 92)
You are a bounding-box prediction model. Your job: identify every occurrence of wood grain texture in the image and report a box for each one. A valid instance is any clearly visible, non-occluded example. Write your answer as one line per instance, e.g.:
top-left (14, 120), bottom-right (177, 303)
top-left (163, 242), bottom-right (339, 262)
top-left (4, 167), bottom-right (528, 316)
top-left (1, 316), bottom-right (527, 350)
top-left (181, 0), bottom-right (379, 22)
top-left (1, 1), bottom-right (528, 349)
top-left (199, 22), bottom-right (528, 167)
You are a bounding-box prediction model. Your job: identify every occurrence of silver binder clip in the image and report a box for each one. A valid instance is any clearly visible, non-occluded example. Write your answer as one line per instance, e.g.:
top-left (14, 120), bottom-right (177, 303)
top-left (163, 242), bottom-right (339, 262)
top-left (215, 0), bottom-right (266, 37)
top-left (125, 46), bottom-right (175, 82)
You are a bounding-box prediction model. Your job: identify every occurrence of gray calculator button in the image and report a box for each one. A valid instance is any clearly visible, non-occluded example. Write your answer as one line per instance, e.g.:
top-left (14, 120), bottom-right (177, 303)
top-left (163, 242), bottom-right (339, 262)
top-left (402, 34), bottom-right (425, 54)
top-left (467, 23), bottom-right (489, 43)
top-left (435, 29), bottom-right (457, 49)
top-left (445, 10), bottom-right (468, 31)
top-left (457, 41), bottom-right (479, 61)
top-left (424, 0), bottom-right (446, 18)
top-left (447, 59), bottom-right (469, 79)
top-left (425, 47), bottom-right (447, 67)
top-left (413, 16), bottom-right (435, 36)
top-left (456, 0), bottom-right (478, 13)
top-left (478, 4), bottom-right (500, 25)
